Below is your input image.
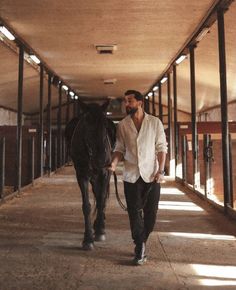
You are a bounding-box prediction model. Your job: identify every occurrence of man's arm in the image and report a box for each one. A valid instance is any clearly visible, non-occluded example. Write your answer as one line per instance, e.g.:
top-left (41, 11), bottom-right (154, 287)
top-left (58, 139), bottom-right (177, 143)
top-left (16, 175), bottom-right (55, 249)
top-left (154, 151), bottom-right (166, 183)
top-left (109, 151), bottom-right (124, 172)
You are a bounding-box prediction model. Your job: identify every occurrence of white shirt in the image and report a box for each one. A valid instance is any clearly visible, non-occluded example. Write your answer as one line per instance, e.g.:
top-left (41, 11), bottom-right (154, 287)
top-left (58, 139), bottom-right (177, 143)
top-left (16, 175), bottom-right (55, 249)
top-left (114, 112), bottom-right (168, 183)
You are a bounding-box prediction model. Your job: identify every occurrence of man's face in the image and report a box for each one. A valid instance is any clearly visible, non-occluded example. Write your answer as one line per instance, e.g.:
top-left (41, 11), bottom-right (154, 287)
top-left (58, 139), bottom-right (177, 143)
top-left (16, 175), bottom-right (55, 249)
top-left (124, 94), bottom-right (142, 115)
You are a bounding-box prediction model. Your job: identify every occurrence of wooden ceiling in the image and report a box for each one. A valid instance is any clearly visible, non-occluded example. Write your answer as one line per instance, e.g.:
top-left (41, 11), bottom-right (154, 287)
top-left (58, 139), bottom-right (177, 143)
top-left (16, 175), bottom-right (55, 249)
top-left (0, 0), bottom-right (236, 116)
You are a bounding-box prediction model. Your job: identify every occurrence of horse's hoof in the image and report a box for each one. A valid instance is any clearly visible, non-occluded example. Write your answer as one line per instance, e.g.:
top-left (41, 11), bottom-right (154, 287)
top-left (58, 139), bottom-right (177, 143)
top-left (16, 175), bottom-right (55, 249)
top-left (82, 242), bottom-right (94, 251)
top-left (94, 234), bottom-right (106, 242)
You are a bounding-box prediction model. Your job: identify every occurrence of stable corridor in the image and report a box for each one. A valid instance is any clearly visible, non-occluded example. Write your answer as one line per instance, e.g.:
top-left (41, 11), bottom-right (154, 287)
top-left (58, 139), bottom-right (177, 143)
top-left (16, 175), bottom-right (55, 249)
top-left (0, 166), bottom-right (236, 290)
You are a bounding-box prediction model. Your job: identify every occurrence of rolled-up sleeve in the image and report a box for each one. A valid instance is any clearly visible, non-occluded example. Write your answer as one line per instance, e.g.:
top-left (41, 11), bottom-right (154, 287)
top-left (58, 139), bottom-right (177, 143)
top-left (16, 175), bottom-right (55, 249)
top-left (114, 123), bottom-right (125, 154)
top-left (155, 119), bottom-right (168, 153)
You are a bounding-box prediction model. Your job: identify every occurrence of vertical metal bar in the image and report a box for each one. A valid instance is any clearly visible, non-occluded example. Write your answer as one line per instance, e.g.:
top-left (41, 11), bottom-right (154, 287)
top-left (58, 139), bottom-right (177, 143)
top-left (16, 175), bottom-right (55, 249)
top-left (152, 91), bottom-right (155, 116)
top-left (47, 74), bottom-right (52, 175)
top-left (167, 74), bottom-right (173, 166)
top-left (65, 93), bottom-right (70, 164)
top-left (39, 64), bottom-right (44, 177)
top-left (0, 137), bottom-right (5, 198)
top-left (31, 136), bottom-right (35, 185)
top-left (173, 65), bottom-right (178, 175)
top-left (158, 82), bottom-right (163, 122)
top-left (17, 45), bottom-right (24, 192)
top-left (189, 45), bottom-right (198, 189)
top-left (54, 136), bottom-right (58, 171)
top-left (58, 83), bottom-right (62, 168)
top-left (73, 100), bottom-right (77, 117)
top-left (229, 134), bottom-right (233, 207)
top-left (217, 8), bottom-right (232, 210)
top-left (66, 92), bottom-right (70, 124)
top-left (182, 135), bottom-right (187, 183)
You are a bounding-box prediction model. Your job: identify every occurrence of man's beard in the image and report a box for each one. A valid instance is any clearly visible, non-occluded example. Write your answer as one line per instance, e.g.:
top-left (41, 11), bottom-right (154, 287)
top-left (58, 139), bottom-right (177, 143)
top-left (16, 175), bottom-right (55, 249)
top-left (126, 107), bottom-right (138, 116)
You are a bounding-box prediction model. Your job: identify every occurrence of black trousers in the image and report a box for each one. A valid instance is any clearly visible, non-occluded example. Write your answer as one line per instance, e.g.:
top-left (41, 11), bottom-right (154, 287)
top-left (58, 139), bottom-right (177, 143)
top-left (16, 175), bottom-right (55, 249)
top-left (124, 177), bottom-right (160, 246)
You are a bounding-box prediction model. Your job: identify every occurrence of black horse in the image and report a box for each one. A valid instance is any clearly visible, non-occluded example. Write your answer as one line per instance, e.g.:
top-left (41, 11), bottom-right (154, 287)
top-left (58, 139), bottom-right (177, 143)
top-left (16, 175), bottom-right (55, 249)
top-left (65, 100), bottom-right (116, 250)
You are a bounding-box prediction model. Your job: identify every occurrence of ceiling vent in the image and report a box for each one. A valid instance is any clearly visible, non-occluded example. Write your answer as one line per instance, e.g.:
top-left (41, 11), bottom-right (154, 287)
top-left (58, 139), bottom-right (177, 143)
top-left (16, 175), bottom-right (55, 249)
top-left (103, 78), bottom-right (117, 85)
top-left (96, 44), bottom-right (117, 54)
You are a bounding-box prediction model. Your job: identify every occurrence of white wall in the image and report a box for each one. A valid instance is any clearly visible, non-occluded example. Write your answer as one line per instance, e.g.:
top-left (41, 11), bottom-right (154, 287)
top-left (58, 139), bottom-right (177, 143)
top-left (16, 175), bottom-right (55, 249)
top-left (199, 102), bottom-right (236, 121)
top-left (0, 107), bottom-right (24, 126)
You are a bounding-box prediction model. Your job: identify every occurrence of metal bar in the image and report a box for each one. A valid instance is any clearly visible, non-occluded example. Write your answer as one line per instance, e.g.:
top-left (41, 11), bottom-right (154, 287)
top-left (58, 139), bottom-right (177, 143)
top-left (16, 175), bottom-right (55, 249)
top-left (66, 93), bottom-right (70, 124)
top-left (39, 64), bottom-right (44, 176)
top-left (229, 134), bottom-right (233, 207)
top-left (31, 136), bottom-right (35, 185)
top-left (217, 8), bottom-right (232, 210)
top-left (47, 74), bottom-right (52, 175)
top-left (158, 82), bottom-right (163, 122)
top-left (58, 83), bottom-right (62, 168)
top-left (54, 136), bottom-right (58, 171)
top-left (152, 91), bottom-right (155, 116)
top-left (173, 65), bottom-right (178, 175)
top-left (0, 137), bottom-right (5, 198)
top-left (182, 135), bottom-right (187, 183)
top-left (167, 73), bottom-right (173, 166)
top-left (189, 45), bottom-right (198, 189)
top-left (17, 44), bottom-right (24, 192)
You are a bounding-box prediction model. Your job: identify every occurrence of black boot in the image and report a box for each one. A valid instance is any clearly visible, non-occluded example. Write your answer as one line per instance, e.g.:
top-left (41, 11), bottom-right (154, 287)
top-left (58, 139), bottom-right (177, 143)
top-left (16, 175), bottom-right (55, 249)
top-left (133, 242), bottom-right (147, 265)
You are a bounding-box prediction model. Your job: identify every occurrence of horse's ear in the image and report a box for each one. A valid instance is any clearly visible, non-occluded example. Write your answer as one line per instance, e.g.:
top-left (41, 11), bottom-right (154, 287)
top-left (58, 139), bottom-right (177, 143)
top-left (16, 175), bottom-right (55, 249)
top-left (101, 99), bottom-right (110, 112)
top-left (77, 98), bottom-right (88, 113)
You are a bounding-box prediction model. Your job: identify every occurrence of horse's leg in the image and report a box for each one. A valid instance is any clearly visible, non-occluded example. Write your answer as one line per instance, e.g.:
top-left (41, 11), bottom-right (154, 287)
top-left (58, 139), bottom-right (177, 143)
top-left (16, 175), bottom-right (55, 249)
top-left (91, 172), bottom-right (110, 241)
top-left (76, 171), bottom-right (94, 250)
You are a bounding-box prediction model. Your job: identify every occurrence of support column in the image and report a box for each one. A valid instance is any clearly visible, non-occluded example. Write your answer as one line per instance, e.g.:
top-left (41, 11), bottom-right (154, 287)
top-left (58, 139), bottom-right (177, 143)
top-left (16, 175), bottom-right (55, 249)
top-left (152, 91), bottom-right (155, 116)
top-left (217, 8), bottom-right (232, 209)
top-left (173, 65), bottom-right (178, 177)
top-left (167, 73), bottom-right (173, 175)
top-left (47, 74), bottom-right (52, 175)
top-left (58, 83), bottom-right (62, 168)
top-left (16, 44), bottom-right (24, 192)
top-left (39, 64), bottom-right (44, 176)
top-left (189, 45), bottom-right (198, 189)
top-left (158, 82), bottom-right (163, 122)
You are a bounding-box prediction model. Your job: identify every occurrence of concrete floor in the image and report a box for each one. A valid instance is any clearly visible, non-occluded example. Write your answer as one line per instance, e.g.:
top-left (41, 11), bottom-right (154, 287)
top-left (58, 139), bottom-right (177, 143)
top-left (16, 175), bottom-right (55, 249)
top-left (0, 166), bottom-right (236, 290)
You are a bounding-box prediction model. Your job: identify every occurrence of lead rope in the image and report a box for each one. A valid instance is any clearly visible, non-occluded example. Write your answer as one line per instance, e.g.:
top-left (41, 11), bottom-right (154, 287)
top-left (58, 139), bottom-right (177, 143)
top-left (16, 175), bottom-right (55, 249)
top-left (113, 171), bottom-right (127, 211)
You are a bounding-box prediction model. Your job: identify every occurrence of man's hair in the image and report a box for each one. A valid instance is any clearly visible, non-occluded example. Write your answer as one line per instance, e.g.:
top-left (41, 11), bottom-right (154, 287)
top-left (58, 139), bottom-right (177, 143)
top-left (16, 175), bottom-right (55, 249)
top-left (124, 90), bottom-right (143, 101)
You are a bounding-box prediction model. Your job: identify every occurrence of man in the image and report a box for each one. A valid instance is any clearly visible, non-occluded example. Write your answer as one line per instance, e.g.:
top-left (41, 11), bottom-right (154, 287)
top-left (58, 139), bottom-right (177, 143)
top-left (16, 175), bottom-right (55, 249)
top-left (110, 90), bottom-right (167, 265)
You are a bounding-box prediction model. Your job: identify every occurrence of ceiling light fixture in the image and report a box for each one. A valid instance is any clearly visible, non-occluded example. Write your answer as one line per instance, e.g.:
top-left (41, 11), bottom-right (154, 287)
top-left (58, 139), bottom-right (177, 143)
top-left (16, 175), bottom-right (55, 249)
top-left (176, 55), bottom-right (187, 64)
top-left (161, 76), bottom-right (168, 84)
top-left (0, 26), bottom-right (15, 40)
top-left (104, 78), bottom-right (117, 85)
top-left (29, 54), bottom-right (40, 64)
top-left (62, 85), bottom-right (68, 91)
top-left (96, 44), bottom-right (117, 54)
top-left (196, 27), bottom-right (210, 42)
top-left (148, 92), bottom-right (153, 97)
top-left (153, 86), bottom-right (159, 91)
top-left (145, 96), bottom-right (149, 99)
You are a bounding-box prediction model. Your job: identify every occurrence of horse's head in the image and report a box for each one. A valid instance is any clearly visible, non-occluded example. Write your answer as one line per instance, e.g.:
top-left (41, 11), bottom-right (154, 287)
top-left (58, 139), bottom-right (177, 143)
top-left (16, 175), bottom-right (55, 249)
top-left (80, 100), bottom-right (113, 170)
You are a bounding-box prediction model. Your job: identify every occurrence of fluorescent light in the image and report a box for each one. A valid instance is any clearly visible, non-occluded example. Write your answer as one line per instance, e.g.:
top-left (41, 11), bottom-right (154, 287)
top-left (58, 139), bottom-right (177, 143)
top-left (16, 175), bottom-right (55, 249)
top-left (161, 76), bottom-right (168, 84)
top-left (0, 26), bottom-right (15, 40)
top-left (29, 55), bottom-right (40, 64)
top-left (176, 55), bottom-right (187, 64)
top-left (148, 92), bottom-right (152, 97)
top-left (69, 91), bottom-right (75, 97)
top-left (106, 112), bottom-right (112, 115)
top-left (153, 86), bottom-right (158, 91)
top-left (62, 85), bottom-right (68, 91)
top-left (196, 27), bottom-right (210, 42)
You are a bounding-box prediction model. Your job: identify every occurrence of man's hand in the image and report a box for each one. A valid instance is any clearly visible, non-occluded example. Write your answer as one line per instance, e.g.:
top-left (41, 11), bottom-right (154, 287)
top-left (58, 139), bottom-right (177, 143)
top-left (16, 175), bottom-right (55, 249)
top-left (107, 151), bottom-right (123, 172)
top-left (154, 171), bottom-right (165, 183)
top-left (108, 162), bottom-right (116, 172)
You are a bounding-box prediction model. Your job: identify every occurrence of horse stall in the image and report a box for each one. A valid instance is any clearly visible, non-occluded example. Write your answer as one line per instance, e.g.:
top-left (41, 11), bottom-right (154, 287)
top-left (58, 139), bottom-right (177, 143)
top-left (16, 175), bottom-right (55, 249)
top-left (176, 121), bottom-right (236, 209)
top-left (0, 125), bottom-right (42, 197)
